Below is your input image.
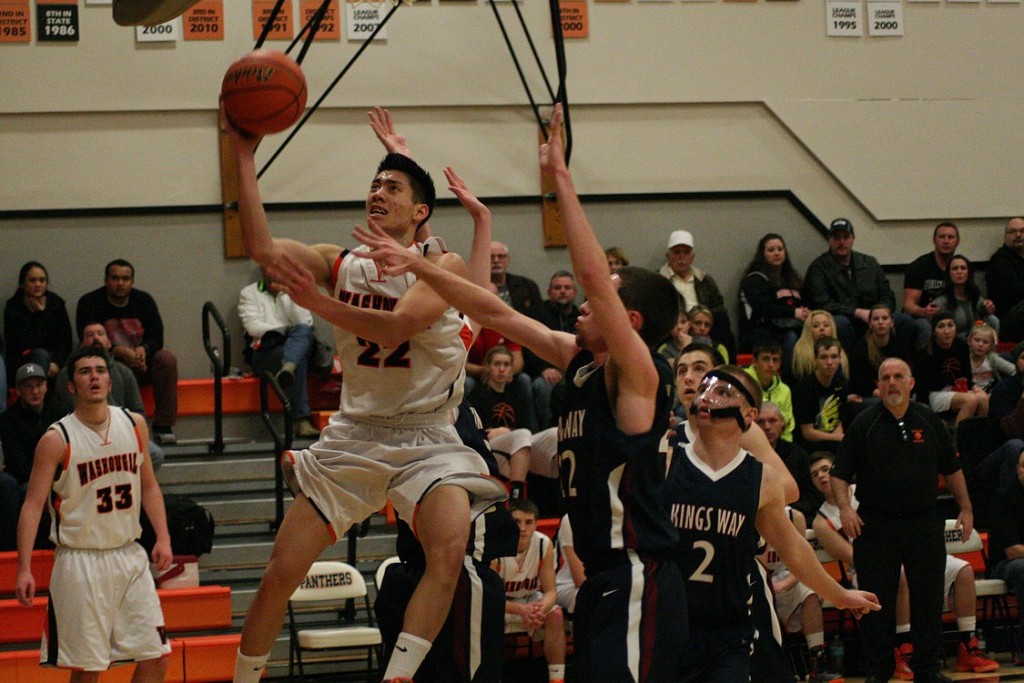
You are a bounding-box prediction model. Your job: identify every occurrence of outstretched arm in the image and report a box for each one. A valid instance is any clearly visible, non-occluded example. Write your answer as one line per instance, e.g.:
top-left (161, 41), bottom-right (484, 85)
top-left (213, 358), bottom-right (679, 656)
top-left (542, 104), bottom-right (657, 435)
top-left (353, 224), bottom-right (578, 371)
top-left (368, 106), bottom-right (412, 157)
top-left (739, 423), bottom-right (799, 504)
top-left (445, 167), bottom-right (493, 289)
top-left (224, 114), bottom-right (338, 286)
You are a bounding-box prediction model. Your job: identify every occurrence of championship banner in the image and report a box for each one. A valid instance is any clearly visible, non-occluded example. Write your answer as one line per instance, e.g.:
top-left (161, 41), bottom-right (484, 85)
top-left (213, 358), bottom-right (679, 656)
top-left (37, 0), bottom-right (78, 42)
top-left (0, 0), bottom-right (30, 43)
top-left (301, 0), bottom-right (340, 40)
top-left (183, 0), bottom-right (223, 40)
top-left (253, 0), bottom-right (294, 40)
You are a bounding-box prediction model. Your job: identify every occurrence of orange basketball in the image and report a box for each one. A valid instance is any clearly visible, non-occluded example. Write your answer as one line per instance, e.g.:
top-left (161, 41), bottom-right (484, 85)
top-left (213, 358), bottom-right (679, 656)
top-left (221, 49), bottom-right (307, 136)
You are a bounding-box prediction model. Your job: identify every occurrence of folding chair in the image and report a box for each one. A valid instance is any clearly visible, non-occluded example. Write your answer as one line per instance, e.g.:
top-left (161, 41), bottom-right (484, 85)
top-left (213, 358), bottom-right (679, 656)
top-left (288, 560), bottom-right (383, 680)
top-left (943, 519), bottom-right (1016, 653)
top-left (375, 556), bottom-right (401, 593)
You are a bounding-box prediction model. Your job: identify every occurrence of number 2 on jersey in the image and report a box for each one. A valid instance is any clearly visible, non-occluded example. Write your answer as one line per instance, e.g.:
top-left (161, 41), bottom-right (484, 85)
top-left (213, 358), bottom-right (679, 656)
top-left (356, 338), bottom-right (411, 368)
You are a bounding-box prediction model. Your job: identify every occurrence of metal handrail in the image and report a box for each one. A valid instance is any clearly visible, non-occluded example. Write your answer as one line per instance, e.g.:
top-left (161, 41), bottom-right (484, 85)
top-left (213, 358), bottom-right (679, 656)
top-left (201, 302), bottom-right (231, 455)
top-left (259, 371), bottom-right (292, 531)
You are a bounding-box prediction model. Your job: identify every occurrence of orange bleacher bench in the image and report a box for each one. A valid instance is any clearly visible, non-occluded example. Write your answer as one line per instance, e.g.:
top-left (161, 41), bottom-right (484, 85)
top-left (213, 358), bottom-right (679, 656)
top-left (0, 550), bottom-right (54, 596)
top-left (0, 639), bottom-right (186, 683)
top-left (0, 585), bottom-right (232, 645)
top-left (141, 377), bottom-right (283, 417)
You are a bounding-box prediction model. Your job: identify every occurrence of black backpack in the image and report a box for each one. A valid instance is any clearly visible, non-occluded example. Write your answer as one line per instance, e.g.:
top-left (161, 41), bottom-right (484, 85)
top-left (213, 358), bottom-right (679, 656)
top-left (140, 493), bottom-right (215, 557)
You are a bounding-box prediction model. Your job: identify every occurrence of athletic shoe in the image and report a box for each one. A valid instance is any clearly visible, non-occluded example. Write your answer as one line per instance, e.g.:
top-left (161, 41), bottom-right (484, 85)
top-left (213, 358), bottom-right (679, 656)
top-left (293, 417), bottom-right (320, 439)
top-left (807, 646), bottom-right (845, 683)
top-left (955, 637), bottom-right (999, 673)
top-left (382, 679), bottom-right (414, 683)
top-left (153, 426), bottom-right (177, 445)
top-left (894, 642), bottom-right (914, 680)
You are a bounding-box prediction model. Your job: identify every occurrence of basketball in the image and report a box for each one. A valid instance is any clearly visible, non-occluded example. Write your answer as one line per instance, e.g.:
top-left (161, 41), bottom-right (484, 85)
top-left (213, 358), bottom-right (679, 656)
top-left (220, 49), bottom-right (308, 136)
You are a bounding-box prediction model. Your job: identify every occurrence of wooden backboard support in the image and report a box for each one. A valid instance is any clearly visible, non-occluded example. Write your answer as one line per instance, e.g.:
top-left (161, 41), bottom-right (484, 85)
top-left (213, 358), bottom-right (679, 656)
top-left (218, 114), bottom-right (245, 259)
top-left (539, 114), bottom-right (566, 248)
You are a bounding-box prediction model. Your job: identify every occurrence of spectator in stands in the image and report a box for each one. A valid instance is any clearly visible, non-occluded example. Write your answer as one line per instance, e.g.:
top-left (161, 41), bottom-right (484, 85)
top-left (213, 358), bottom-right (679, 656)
top-left (903, 222), bottom-right (962, 331)
top-left (0, 468), bottom-right (16, 550)
top-left (494, 499), bottom-right (566, 683)
top-left (932, 255), bottom-right (998, 341)
top-left (811, 451), bottom-right (997, 678)
top-left (0, 344), bottom-right (7, 416)
top-left (659, 229), bottom-right (736, 358)
top-left (54, 323), bottom-right (164, 471)
top-left (3, 261), bottom-right (72, 383)
top-left (847, 303), bottom-right (917, 400)
top-left (743, 339), bottom-right (795, 442)
top-left (553, 513), bottom-right (583, 618)
top-left (0, 363), bottom-right (65, 491)
top-left (792, 336), bottom-right (849, 454)
top-left (739, 233), bottom-right (810, 371)
top-left (989, 446), bottom-right (1024, 666)
top-left (657, 308), bottom-right (692, 369)
top-left (968, 324), bottom-right (1015, 393)
top-left (986, 216), bottom-right (1024, 342)
top-left (238, 271), bottom-right (320, 439)
top-left (916, 312), bottom-right (988, 426)
top-left (791, 310), bottom-right (849, 383)
top-left (805, 218), bottom-right (923, 351)
top-left (490, 241), bottom-right (543, 316)
top-left (977, 342), bottom-right (1024, 489)
top-left (76, 259), bottom-right (179, 444)
top-left (604, 246), bottom-right (629, 274)
top-left (756, 400), bottom-right (820, 521)
top-left (688, 304), bottom-right (729, 364)
top-left (467, 346), bottom-right (557, 501)
top-left (523, 271), bottom-right (580, 430)
top-left (758, 506), bottom-right (842, 682)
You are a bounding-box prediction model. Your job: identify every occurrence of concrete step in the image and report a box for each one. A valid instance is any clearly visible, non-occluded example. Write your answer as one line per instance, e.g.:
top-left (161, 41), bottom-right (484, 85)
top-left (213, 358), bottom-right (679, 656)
top-left (200, 531), bottom-right (397, 572)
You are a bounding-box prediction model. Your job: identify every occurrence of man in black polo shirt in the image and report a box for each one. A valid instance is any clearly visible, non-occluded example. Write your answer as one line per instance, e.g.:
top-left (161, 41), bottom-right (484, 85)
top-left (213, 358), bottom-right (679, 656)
top-left (989, 446), bottom-right (1024, 664)
top-left (829, 357), bottom-right (973, 683)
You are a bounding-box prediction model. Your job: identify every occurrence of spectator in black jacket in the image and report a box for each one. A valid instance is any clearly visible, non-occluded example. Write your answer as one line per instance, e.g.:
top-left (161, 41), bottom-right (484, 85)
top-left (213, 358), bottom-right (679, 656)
top-left (738, 232), bottom-right (810, 371)
top-left (489, 241), bottom-right (543, 316)
top-left (75, 259), bottom-right (179, 444)
top-left (3, 261), bottom-right (72, 384)
top-left (0, 363), bottom-right (65, 490)
top-left (524, 271), bottom-right (579, 429)
top-left (986, 217), bottom-right (1024, 342)
top-left (804, 218), bottom-right (923, 351)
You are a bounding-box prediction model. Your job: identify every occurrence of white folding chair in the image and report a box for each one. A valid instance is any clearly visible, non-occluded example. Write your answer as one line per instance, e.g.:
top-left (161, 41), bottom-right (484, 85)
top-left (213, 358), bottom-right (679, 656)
top-left (943, 519), bottom-right (1015, 652)
top-left (288, 560), bottom-right (383, 680)
top-left (375, 556), bottom-right (401, 594)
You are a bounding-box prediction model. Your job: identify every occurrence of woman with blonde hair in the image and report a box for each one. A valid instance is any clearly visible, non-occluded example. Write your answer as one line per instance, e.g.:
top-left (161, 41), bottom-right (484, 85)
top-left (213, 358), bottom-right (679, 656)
top-left (791, 310), bottom-right (849, 382)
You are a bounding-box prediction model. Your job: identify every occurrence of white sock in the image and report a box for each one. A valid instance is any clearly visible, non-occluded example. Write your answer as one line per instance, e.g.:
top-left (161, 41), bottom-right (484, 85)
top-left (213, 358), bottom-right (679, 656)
top-left (384, 632), bottom-right (431, 679)
top-left (233, 649), bottom-right (268, 683)
top-left (548, 663), bottom-right (566, 680)
top-left (806, 632), bottom-right (825, 650)
top-left (896, 623), bottom-right (911, 634)
top-left (957, 616), bottom-right (976, 634)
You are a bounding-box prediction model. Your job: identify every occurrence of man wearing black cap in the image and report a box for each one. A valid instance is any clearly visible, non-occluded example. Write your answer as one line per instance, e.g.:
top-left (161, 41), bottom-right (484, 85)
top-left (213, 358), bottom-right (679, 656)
top-left (805, 218), bottom-right (919, 350)
top-left (0, 363), bottom-right (65, 490)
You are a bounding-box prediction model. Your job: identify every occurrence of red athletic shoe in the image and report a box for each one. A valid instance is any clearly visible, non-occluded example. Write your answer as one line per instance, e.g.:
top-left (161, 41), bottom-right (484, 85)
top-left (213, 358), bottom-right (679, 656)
top-left (893, 642), bottom-right (914, 680)
top-left (956, 637), bottom-right (999, 673)
top-left (382, 679), bottom-right (414, 683)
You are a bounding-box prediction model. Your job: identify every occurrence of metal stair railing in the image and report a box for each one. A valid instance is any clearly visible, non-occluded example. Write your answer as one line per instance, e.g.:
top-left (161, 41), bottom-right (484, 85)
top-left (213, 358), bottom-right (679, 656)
top-left (201, 302), bottom-right (231, 456)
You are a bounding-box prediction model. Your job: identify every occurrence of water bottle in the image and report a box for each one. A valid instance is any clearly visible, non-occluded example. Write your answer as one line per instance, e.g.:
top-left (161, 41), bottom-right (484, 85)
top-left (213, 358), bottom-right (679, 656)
top-left (829, 635), bottom-right (845, 673)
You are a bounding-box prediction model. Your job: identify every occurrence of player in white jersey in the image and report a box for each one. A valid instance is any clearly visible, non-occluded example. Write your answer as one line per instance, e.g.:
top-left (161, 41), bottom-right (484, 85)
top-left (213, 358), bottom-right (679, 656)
top-left (16, 345), bottom-right (172, 682)
top-left (226, 120), bottom-right (507, 683)
top-left (493, 500), bottom-right (565, 683)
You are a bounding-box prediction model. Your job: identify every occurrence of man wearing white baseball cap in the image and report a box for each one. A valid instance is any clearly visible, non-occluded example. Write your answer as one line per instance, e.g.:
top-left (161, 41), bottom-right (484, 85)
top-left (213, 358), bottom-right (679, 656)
top-left (659, 229), bottom-right (735, 357)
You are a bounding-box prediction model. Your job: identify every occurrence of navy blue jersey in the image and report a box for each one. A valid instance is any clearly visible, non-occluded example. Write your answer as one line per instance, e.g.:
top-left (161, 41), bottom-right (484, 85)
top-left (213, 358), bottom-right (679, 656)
top-left (665, 444), bottom-right (763, 630)
top-left (557, 349), bottom-right (676, 570)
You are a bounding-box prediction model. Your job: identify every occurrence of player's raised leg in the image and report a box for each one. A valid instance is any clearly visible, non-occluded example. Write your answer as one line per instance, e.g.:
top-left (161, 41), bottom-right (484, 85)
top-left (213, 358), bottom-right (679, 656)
top-left (234, 493), bottom-right (336, 682)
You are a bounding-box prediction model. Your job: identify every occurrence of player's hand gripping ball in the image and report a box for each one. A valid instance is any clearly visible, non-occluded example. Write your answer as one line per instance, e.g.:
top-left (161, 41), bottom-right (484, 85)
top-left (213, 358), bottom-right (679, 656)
top-left (221, 49), bottom-right (308, 136)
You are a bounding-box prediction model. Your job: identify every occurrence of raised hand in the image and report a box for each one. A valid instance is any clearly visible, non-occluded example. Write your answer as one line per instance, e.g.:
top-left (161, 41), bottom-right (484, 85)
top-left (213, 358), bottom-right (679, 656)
top-left (445, 167), bottom-right (490, 224)
top-left (266, 252), bottom-right (325, 312)
top-left (368, 106), bottom-right (411, 157)
top-left (539, 103), bottom-right (567, 175)
top-left (352, 223), bottom-right (423, 277)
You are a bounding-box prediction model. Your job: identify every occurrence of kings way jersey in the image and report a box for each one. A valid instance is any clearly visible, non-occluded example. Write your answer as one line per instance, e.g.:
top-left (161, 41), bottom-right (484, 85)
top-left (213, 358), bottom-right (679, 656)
top-left (664, 445), bottom-right (762, 629)
top-left (557, 349), bottom-right (676, 570)
top-left (495, 531), bottom-right (551, 600)
top-left (331, 238), bottom-right (472, 419)
top-left (48, 407), bottom-right (144, 549)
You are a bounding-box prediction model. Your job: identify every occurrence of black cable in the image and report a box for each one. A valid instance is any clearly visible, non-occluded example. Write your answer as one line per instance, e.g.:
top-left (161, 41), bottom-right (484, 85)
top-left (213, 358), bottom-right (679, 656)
top-left (254, 0), bottom-right (287, 50)
top-left (258, 2), bottom-right (403, 179)
top-left (290, 0), bottom-right (332, 65)
top-left (508, 0), bottom-right (556, 102)
top-left (486, 0), bottom-right (546, 135)
top-left (547, 0), bottom-right (571, 163)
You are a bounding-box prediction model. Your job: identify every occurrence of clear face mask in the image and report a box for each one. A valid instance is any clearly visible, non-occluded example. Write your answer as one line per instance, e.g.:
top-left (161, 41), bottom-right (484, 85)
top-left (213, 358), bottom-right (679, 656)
top-left (689, 370), bottom-right (756, 431)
